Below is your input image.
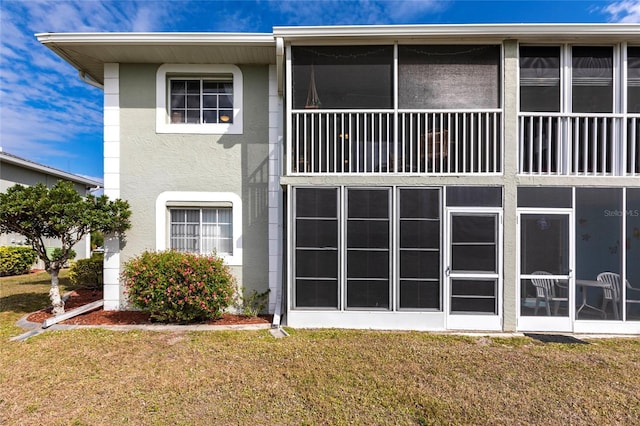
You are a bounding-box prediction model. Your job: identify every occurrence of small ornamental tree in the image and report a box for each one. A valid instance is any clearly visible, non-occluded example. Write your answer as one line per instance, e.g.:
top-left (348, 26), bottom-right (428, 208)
top-left (0, 181), bottom-right (131, 315)
top-left (123, 250), bottom-right (236, 323)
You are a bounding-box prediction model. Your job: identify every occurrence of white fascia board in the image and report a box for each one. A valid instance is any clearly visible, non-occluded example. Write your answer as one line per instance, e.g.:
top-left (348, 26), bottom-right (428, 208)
top-left (35, 24), bottom-right (640, 46)
top-left (0, 152), bottom-right (102, 188)
top-left (273, 23), bottom-right (640, 40)
top-left (35, 32), bottom-right (276, 46)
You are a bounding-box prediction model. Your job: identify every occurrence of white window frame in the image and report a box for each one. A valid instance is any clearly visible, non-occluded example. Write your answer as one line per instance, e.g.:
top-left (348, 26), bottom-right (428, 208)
top-left (169, 207), bottom-right (233, 256)
top-left (156, 191), bottom-right (243, 265)
top-left (156, 64), bottom-right (243, 134)
top-left (518, 43), bottom-right (623, 115)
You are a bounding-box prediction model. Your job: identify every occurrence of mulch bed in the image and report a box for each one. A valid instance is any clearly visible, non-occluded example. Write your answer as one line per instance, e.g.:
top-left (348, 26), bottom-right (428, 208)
top-left (26, 289), bottom-right (272, 326)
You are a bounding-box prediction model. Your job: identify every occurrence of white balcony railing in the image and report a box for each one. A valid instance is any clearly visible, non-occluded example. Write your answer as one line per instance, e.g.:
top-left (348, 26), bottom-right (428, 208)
top-left (289, 110), bottom-right (502, 175)
top-left (519, 113), bottom-right (640, 176)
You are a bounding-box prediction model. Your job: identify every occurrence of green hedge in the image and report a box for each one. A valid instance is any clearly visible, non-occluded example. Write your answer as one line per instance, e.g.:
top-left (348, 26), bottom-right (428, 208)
top-left (123, 250), bottom-right (236, 323)
top-left (69, 253), bottom-right (104, 289)
top-left (0, 246), bottom-right (38, 276)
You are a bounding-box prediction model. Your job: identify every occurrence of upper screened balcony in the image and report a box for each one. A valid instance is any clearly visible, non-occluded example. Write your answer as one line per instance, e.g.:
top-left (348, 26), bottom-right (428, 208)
top-left (287, 45), bottom-right (502, 175)
top-left (518, 45), bottom-right (640, 176)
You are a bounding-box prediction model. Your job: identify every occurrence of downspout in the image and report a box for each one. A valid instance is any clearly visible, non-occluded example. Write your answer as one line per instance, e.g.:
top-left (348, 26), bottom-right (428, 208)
top-left (271, 37), bottom-right (286, 334)
top-left (276, 37), bottom-right (284, 96)
top-left (79, 71), bottom-right (104, 90)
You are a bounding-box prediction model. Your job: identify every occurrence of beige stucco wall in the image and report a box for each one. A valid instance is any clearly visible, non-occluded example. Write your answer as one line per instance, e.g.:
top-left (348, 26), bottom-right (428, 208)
top-left (117, 63), bottom-right (270, 300)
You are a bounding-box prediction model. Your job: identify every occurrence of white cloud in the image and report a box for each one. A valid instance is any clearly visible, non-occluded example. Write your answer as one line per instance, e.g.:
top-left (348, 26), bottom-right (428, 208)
top-left (0, 0), bottom-right (181, 177)
top-left (603, 0), bottom-right (640, 22)
top-left (271, 0), bottom-right (445, 26)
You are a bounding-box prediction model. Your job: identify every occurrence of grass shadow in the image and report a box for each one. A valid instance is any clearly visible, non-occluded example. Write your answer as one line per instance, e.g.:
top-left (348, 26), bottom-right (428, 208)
top-left (0, 270), bottom-right (74, 315)
top-left (524, 333), bottom-right (589, 344)
top-left (0, 292), bottom-right (51, 314)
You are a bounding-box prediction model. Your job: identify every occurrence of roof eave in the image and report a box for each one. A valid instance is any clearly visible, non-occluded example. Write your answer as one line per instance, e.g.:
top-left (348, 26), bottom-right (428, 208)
top-left (36, 32), bottom-right (278, 86)
top-left (35, 32), bottom-right (276, 46)
top-left (0, 153), bottom-right (102, 188)
top-left (273, 23), bottom-right (640, 41)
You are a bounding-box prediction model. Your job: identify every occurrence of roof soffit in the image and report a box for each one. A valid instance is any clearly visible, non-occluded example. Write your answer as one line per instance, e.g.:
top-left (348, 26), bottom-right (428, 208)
top-left (37, 33), bottom-right (277, 85)
top-left (37, 25), bottom-right (640, 85)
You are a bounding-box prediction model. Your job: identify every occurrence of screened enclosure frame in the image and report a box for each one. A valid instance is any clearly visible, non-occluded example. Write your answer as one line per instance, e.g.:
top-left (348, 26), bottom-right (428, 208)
top-left (516, 207), bottom-right (575, 332)
top-left (518, 42), bottom-right (640, 176)
top-left (285, 42), bottom-right (505, 176)
top-left (516, 187), bottom-right (640, 332)
top-left (290, 185), bottom-right (445, 312)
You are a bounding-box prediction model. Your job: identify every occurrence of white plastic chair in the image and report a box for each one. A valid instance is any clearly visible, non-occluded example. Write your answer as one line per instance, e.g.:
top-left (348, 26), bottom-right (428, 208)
top-left (597, 272), bottom-right (622, 320)
top-left (626, 280), bottom-right (640, 318)
top-left (597, 272), bottom-right (640, 319)
top-left (531, 271), bottom-right (568, 316)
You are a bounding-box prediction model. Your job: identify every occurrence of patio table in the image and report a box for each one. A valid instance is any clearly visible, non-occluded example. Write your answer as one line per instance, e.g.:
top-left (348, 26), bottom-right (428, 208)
top-left (576, 279), bottom-right (609, 319)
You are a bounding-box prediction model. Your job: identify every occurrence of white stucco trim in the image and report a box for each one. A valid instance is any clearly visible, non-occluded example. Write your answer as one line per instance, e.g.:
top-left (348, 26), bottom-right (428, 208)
top-left (156, 64), bottom-right (243, 135)
top-left (103, 63), bottom-right (121, 311)
top-left (155, 191), bottom-right (243, 265)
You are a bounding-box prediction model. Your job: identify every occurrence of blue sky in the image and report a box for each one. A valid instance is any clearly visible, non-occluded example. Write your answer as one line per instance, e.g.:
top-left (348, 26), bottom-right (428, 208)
top-left (1, 0), bottom-right (639, 181)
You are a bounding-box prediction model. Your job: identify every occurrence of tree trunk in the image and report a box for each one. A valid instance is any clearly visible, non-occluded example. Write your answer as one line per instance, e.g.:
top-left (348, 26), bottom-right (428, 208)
top-left (49, 267), bottom-right (65, 315)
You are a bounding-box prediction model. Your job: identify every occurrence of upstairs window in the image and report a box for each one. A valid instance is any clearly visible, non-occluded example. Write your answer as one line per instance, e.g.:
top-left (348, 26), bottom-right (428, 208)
top-left (520, 46), bottom-right (561, 112)
top-left (519, 45), bottom-right (616, 114)
top-left (169, 78), bottom-right (233, 124)
top-left (572, 46), bottom-right (613, 113)
top-left (156, 64), bottom-right (243, 134)
top-left (628, 46), bottom-right (640, 113)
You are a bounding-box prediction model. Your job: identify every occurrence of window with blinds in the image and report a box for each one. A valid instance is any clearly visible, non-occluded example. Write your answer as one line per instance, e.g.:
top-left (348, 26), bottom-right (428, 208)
top-left (628, 46), bottom-right (640, 113)
top-left (520, 46), bottom-right (561, 112)
top-left (170, 208), bottom-right (233, 255)
top-left (572, 46), bottom-right (613, 113)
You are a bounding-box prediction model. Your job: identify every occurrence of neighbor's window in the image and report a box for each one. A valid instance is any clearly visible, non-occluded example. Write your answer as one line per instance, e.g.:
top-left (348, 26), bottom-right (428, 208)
top-left (519, 46), bottom-right (561, 112)
top-left (169, 78), bottom-right (233, 124)
top-left (572, 46), bottom-right (613, 113)
top-left (170, 208), bottom-right (232, 256)
top-left (628, 46), bottom-right (640, 113)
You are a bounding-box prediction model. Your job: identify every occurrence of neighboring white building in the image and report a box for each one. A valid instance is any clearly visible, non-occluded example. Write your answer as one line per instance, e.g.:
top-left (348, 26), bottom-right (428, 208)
top-left (38, 23), bottom-right (640, 333)
top-left (0, 150), bottom-right (101, 266)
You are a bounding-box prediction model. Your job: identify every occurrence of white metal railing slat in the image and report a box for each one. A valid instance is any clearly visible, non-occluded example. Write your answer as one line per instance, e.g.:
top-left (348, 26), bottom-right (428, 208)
top-left (290, 109), bottom-right (503, 175)
top-left (517, 113), bottom-right (633, 176)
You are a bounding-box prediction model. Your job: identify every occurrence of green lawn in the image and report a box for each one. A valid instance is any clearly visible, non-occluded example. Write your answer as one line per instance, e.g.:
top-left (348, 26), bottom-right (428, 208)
top-left (1, 272), bottom-right (640, 425)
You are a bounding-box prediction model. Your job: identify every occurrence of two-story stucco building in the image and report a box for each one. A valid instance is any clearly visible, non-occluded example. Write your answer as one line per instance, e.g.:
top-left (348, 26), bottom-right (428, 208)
top-left (1, 150), bottom-right (100, 266)
top-left (38, 23), bottom-right (640, 334)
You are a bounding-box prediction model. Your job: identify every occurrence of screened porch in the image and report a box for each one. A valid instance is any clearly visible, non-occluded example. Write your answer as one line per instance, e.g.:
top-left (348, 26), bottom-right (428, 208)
top-left (287, 44), bottom-right (502, 176)
top-left (518, 44), bottom-right (640, 176)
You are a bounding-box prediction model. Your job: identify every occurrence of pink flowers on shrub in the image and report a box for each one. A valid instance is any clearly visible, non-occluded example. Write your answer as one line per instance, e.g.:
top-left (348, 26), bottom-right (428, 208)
top-left (122, 250), bottom-right (236, 323)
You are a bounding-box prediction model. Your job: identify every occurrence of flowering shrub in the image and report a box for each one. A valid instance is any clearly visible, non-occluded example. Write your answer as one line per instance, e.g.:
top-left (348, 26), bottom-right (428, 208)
top-left (122, 250), bottom-right (236, 323)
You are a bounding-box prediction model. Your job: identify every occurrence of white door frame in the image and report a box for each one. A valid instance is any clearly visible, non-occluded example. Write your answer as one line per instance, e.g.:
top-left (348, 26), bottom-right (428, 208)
top-left (445, 207), bottom-right (503, 331)
top-left (516, 208), bottom-right (575, 332)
